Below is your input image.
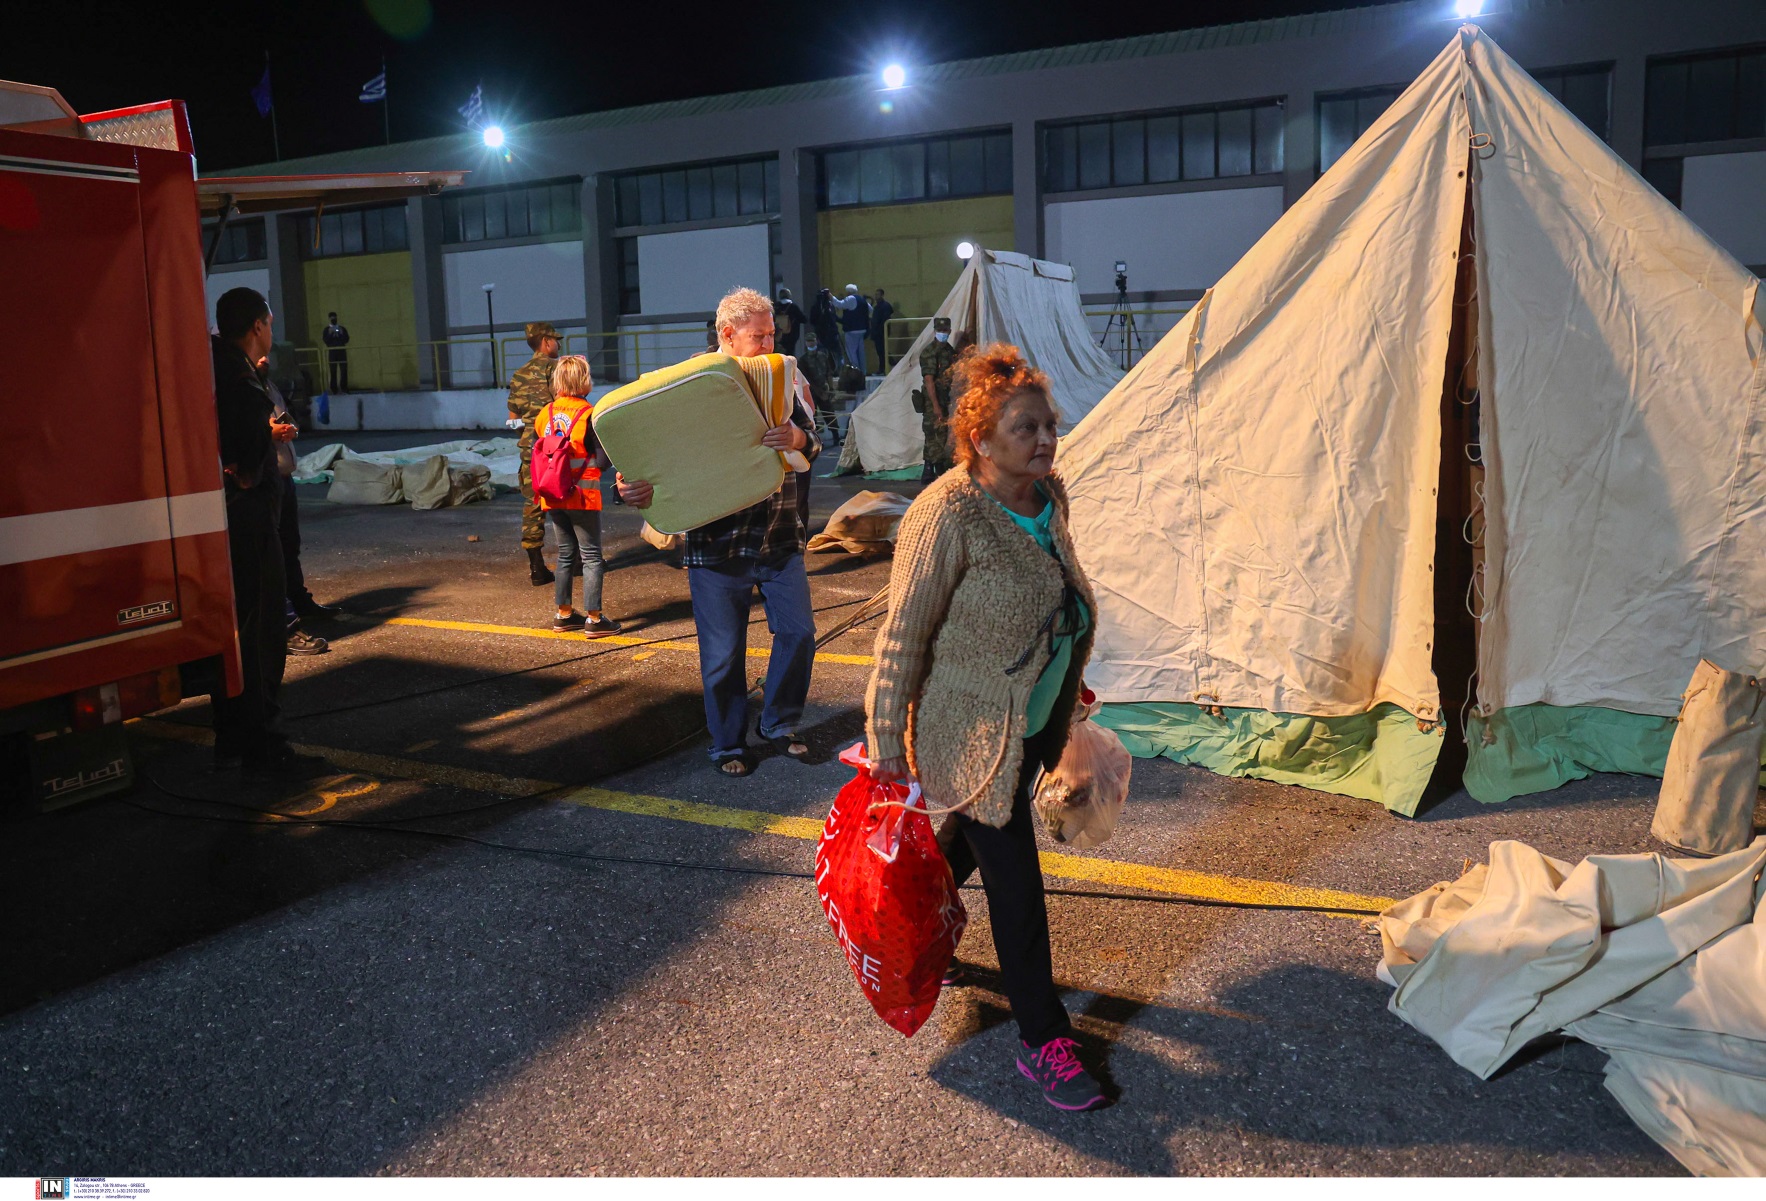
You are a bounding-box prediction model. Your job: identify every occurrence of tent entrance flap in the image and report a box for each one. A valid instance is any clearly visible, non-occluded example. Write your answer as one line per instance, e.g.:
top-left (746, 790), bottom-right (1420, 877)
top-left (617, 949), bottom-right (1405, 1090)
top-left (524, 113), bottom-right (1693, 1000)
top-left (1428, 166), bottom-right (1484, 803)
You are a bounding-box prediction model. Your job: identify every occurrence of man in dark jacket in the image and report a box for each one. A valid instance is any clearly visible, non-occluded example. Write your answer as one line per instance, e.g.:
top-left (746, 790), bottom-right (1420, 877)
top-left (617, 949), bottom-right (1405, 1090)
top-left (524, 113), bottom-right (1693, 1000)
top-left (210, 288), bottom-right (331, 780)
top-left (809, 288), bottom-right (843, 365)
top-left (322, 312), bottom-right (350, 392)
top-left (773, 287), bottom-right (806, 356)
top-left (868, 288), bottom-right (895, 372)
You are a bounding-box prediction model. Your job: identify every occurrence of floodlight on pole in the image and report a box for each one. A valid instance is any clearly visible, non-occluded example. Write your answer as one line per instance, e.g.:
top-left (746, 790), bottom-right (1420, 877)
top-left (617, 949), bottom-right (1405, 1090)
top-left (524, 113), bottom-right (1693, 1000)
top-left (1453, 0), bottom-right (1484, 16)
top-left (482, 283), bottom-right (498, 384)
top-left (881, 64), bottom-right (907, 90)
top-left (482, 124), bottom-right (506, 149)
top-left (956, 241), bottom-right (975, 261)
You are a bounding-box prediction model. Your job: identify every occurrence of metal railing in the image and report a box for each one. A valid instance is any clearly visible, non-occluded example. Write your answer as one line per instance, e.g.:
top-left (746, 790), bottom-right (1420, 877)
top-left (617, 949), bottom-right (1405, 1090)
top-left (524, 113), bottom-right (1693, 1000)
top-left (289, 304), bottom-right (1200, 394)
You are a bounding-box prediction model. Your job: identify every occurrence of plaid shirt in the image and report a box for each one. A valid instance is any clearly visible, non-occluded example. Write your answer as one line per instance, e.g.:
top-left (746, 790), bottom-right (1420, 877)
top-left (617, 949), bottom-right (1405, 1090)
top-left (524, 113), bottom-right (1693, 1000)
top-left (683, 402), bottom-right (820, 568)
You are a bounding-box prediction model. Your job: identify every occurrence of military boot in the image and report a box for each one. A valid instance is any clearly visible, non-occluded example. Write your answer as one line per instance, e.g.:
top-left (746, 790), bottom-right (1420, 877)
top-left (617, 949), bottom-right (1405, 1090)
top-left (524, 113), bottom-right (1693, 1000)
top-left (527, 546), bottom-right (555, 586)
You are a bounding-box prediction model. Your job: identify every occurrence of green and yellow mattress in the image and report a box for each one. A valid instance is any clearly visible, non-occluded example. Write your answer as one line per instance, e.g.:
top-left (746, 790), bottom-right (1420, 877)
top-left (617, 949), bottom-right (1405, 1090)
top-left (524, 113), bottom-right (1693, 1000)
top-left (592, 353), bottom-right (803, 535)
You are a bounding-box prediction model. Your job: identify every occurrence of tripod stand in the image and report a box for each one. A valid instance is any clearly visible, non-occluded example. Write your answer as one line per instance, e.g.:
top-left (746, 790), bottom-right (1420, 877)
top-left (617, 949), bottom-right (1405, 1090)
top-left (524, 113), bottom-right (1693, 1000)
top-left (1097, 270), bottom-right (1145, 370)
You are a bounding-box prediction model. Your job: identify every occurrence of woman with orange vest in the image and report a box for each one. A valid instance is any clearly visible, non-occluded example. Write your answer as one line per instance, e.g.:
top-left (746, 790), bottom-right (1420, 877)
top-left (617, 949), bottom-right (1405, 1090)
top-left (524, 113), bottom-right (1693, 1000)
top-left (536, 355), bottom-right (622, 637)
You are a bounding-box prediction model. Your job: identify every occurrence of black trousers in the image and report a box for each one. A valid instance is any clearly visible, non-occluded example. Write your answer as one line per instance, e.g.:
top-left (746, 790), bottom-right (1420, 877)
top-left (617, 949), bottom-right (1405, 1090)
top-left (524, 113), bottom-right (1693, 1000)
top-left (937, 737), bottom-right (1073, 1048)
top-left (213, 484), bottom-right (288, 757)
top-left (328, 353), bottom-right (348, 393)
top-left (276, 476), bottom-right (312, 611)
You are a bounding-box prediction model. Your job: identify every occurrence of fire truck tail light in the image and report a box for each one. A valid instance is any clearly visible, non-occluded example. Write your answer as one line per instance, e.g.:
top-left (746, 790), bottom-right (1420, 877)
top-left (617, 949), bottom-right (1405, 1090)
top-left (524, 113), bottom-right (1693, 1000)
top-left (71, 667), bottom-right (181, 730)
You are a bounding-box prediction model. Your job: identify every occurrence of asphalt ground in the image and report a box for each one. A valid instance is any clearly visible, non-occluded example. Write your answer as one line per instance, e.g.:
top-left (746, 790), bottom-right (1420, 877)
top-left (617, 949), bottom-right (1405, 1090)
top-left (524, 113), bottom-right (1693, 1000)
top-left (0, 431), bottom-right (1689, 1177)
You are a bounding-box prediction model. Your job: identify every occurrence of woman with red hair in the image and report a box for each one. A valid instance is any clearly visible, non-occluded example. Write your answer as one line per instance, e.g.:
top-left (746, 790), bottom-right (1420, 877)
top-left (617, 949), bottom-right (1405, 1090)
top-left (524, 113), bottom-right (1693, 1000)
top-left (865, 343), bottom-right (1105, 1111)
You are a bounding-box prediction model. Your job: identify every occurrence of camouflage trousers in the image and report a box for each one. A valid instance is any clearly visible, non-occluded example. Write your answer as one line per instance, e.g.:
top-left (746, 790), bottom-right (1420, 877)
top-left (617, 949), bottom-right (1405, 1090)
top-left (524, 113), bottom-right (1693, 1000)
top-left (921, 421), bottom-right (953, 483)
top-left (518, 453), bottom-right (545, 550)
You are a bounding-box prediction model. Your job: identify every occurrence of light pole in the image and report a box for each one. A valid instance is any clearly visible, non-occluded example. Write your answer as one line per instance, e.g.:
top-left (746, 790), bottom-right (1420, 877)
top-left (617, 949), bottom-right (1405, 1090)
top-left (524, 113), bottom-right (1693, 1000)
top-left (482, 283), bottom-right (497, 385)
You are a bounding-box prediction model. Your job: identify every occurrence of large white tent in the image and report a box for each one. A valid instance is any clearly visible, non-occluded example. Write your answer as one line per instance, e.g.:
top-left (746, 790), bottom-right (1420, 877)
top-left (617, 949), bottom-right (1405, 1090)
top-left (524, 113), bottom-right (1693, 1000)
top-left (837, 248), bottom-right (1123, 474)
top-left (1062, 25), bottom-right (1766, 816)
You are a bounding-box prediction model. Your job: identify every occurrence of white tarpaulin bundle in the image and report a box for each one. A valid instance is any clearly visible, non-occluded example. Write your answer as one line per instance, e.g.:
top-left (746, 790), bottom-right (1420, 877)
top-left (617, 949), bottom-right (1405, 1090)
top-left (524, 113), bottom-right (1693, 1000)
top-left (1062, 25), bottom-right (1766, 808)
top-left (294, 438), bottom-right (523, 492)
top-left (1379, 838), bottom-right (1766, 1176)
top-left (838, 249), bottom-right (1123, 473)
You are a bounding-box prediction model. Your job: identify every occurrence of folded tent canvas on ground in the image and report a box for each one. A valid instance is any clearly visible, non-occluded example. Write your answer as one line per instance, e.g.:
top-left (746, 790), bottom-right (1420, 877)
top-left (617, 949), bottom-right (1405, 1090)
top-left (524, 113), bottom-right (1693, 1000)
top-left (836, 248), bottom-right (1124, 474)
top-left (1061, 25), bottom-right (1766, 818)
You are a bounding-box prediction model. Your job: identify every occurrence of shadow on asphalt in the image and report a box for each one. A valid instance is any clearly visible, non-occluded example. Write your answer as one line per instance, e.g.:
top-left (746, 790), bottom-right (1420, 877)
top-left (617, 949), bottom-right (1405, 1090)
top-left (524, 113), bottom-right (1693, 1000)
top-left (926, 963), bottom-right (1675, 1175)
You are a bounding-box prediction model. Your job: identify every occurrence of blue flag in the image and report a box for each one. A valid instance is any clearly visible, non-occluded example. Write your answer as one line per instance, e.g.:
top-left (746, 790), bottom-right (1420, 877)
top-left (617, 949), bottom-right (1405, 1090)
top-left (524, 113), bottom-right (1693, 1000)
top-left (250, 66), bottom-right (273, 117)
top-left (458, 83), bottom-right (484, 128)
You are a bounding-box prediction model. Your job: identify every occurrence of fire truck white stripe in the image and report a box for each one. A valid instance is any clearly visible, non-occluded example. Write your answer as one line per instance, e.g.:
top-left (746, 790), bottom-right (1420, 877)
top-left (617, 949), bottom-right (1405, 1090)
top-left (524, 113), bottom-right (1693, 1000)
top-left (0, 491), bottom-right (225, 567)
top-left (0, 154), bottom-right (139, 182)
top-left (0, 621), bottom-right (185, 670)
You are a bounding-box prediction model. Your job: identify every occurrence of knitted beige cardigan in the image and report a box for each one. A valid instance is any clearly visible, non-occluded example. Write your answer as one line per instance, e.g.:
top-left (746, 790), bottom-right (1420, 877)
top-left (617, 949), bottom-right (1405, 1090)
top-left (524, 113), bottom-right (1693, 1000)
top-left (865, 465), bottom-right (1096, 828)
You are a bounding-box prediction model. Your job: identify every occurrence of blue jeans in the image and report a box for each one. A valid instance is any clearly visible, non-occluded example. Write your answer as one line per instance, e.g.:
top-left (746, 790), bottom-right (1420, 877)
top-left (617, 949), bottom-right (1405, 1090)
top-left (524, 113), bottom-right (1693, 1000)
top-left (688, 554), bottom-right (815, 759)
top-left (843, 329), bottom-right (867, 372)
top-left (550, 509), bottom-right (604, 613)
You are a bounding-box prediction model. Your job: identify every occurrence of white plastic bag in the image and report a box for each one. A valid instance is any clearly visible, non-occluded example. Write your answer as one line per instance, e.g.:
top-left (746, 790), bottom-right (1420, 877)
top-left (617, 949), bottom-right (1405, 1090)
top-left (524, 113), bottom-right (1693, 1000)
top-left (1033, 696), bottom-right (1131, 850)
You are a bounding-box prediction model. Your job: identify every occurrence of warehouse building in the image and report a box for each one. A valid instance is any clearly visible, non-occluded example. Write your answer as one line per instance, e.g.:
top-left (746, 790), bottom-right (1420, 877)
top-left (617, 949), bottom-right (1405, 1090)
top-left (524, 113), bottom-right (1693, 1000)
top-left (203, 0), bottom-right (1766, 398)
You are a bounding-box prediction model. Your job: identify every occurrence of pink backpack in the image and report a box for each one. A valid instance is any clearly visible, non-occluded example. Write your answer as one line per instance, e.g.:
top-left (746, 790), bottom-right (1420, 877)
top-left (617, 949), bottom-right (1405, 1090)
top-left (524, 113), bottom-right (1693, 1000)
top-left (531, 405), bottom-right (589, 503)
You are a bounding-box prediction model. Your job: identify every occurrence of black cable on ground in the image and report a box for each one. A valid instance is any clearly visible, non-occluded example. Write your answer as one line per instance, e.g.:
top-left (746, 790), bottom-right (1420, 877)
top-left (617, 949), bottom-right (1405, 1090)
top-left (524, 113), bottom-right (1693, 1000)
top-left (131, 779), bottom-right (1385, 917)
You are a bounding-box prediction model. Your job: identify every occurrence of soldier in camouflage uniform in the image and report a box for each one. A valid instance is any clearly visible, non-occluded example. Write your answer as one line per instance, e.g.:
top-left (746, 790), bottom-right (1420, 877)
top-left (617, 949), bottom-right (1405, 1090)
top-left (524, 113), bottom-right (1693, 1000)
top-left (508, 321), bottom-right (561, 585)
top-left (914, 316), bottom-right (959, 483)
top-left (798, 330), bottom-right (838, 443)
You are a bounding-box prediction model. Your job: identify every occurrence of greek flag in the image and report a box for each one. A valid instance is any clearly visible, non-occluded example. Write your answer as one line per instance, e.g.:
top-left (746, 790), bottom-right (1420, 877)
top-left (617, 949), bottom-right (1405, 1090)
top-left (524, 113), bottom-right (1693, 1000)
top-left (458, 84), bottom-right (484, 128)
top-left (359, 70), bottom-right (386, 103)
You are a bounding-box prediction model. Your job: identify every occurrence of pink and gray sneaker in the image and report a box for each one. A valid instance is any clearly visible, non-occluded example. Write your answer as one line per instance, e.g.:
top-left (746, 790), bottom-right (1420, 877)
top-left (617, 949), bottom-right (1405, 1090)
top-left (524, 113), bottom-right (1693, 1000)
top-left (1016, 1036), bottom-right (1107, 1111)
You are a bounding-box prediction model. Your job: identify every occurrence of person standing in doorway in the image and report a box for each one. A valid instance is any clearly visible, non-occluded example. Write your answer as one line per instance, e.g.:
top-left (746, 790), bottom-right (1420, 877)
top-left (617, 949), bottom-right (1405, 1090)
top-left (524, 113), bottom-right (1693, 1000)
top-left (614, 287), bottom-right (820, 778)
top-left (322, 312), bottom-right (350, 393)
top-left (508, 321), bottom-right (561, 586)
top-left (833, 283), bottom-right (870, 373)
top-left (917, 317), bottom-right (959, 482)
top-left (774, 287), bottom-right (806, 357)
top-left (869, 288), bottom-right (894, 373)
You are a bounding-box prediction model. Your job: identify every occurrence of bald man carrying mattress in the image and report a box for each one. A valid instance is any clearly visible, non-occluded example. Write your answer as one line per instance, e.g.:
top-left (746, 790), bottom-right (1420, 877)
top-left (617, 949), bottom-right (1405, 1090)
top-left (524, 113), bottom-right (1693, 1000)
top-left (616, 286), bottom-right (821, 778)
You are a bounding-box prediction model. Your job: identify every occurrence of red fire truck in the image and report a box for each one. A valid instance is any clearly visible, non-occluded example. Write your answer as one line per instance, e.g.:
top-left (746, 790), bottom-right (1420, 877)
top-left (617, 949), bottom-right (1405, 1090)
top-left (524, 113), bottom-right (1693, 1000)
top-left (0, 80), bottom-right (461, 806)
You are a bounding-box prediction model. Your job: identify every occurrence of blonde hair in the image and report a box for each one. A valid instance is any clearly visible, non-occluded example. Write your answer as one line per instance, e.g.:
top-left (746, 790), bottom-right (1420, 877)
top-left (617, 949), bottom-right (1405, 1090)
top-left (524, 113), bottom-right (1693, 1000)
top-left (552, 354), bottom-right (592, 398)
top-left (715, 287), bottom-right (774, 339)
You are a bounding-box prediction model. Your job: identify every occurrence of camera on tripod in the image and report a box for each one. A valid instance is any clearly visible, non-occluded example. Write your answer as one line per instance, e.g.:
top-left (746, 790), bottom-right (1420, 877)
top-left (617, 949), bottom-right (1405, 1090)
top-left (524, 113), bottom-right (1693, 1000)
top-left (1114, 260), bottom-right (1128, 298)
top-left (1099, 260), bottom-right (1142, 369)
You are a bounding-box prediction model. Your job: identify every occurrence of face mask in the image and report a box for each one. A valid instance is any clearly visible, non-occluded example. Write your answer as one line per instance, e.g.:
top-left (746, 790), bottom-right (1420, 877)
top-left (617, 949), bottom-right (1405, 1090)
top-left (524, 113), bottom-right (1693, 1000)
top-left (934, 332), bottom-right (949, 343)
top-left (806, 343), bottom-right (817, 352)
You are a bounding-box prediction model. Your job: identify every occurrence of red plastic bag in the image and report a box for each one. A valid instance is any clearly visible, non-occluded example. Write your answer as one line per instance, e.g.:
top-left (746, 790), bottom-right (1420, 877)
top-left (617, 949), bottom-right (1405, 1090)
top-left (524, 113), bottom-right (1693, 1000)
top-left (814, 744), bottom-right (967, 1036)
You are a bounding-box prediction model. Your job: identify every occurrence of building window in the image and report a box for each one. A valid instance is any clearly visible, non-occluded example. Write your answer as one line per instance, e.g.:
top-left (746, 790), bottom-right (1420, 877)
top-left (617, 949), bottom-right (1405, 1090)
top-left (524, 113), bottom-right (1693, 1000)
top-left (616, 237), bottom-right (641, 315)
top-left (296, 204), bottom-right (410, 259)
top-left (614, 156), bottom-right (780, 228)
top-left (1316, 86), bottom-right (1404, 174)
top-left (441, 179), bottom-right (581, 245)
top-left (204, 218), bottom-right (267, 265)
top-left (817, 131), bottom-right (1012, 209)
top-left (1534, 64), bottom-right (1614, 141)
top-left (1044, 101), bottom-right (1282, 194)
top-left (1646, 46), bottom-right (1766, 148)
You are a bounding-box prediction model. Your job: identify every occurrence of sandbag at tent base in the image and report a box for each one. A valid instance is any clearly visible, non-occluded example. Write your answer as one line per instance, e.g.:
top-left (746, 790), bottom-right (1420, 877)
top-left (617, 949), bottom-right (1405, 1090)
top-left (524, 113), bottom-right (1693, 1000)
top-left (1463, 704), bottom-right (1766, 806)
top-left (1094, 701), bottom-right (1442, 817)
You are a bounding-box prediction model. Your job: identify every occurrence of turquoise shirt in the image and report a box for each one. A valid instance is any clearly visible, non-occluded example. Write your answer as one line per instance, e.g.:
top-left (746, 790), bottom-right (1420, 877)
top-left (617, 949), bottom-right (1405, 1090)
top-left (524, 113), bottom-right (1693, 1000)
top-left (989, 488), bottom-right (1090, 737)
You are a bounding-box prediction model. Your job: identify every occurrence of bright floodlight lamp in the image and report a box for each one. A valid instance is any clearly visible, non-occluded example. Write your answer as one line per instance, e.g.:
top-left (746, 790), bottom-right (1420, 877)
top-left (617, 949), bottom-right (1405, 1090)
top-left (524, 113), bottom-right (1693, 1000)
top-left (1453, 0), bottom-right (1484, 16)
top-left (482, 124), bottom-right (506, 149)
top-left (881, 64), bottom-right (907, 90)
top-left (956, 240), bottom-right (975, 260)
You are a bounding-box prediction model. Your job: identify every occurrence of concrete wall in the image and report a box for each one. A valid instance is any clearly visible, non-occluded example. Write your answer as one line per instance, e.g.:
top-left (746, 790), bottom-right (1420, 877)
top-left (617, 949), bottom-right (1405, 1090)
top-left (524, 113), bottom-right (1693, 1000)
top-left (441, 240), bottom-right (588, 332)
top-left (1682, 150), bottom-right (1766, 269)
top-left (203, 265), bottom-right (270, 330)
top-left (1045, 186), bottom-right (1286, 295)
top-left (818, 195), bottom-right (1015, 319)
top-left (636, 225), bottom-right (771, 316)
top-left (306, 384), bottom-right (621, 432)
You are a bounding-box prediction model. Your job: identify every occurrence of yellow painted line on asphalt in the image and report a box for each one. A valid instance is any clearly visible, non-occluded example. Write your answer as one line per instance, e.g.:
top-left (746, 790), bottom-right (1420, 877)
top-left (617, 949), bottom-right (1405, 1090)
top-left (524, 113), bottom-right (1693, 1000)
top-left (384, 616), bottom-right (876, 666)
top-left (131, 719), bottom-right (1393, 917)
